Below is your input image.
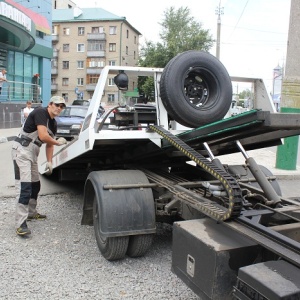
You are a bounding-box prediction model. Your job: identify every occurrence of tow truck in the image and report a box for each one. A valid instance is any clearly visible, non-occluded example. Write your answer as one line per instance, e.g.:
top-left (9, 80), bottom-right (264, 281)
top-left (40, 51), bottom-right (300, 299)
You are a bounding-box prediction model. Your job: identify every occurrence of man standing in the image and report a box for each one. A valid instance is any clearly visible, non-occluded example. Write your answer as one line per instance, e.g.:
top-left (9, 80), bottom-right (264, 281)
top-left (12, 96), bottom-right (68, 236)
top-left (22, 101), bottom-right (34, 125)
top-left (0, 69), bottom-right (7, 95)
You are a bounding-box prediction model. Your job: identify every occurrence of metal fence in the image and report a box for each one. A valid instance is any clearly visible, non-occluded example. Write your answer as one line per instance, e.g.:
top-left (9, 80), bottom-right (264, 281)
top-left (0, 80), bottom-right (41, 102)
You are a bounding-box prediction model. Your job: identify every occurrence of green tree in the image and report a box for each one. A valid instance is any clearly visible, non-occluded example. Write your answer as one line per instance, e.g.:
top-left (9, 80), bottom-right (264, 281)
top-left (138, 6), bottom-right (214, 100)
top-left (238, 89), bottom-right (252, 99)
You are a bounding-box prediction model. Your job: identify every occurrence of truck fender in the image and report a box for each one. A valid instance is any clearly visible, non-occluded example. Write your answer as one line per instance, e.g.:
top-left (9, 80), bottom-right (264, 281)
top-left (81, 170), bottom-right (156, 237)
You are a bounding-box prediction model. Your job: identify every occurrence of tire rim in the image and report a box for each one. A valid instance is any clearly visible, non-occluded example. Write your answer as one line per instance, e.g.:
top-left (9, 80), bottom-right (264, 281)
top-left (183, 67), bottom-right (220, 110)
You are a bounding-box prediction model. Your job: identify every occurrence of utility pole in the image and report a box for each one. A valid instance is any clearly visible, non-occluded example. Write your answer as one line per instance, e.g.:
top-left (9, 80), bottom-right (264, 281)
top-left (276, 0), bottom-right (300, 170)
top-left (215, 1), bottom-right (224, 60)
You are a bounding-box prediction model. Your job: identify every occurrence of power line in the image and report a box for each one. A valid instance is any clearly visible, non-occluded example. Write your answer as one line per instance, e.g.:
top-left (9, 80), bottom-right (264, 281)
top-left (226, 0), bottom-right (250, 41)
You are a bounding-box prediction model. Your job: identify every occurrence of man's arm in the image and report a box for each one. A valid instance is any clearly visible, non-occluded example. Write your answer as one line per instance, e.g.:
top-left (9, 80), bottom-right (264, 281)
top-left (37, 125), bottom-right (60, 146)
top-left (23, 108), bottom-right (29, 118)
top-left (0, 75), bottom-right (7, 82)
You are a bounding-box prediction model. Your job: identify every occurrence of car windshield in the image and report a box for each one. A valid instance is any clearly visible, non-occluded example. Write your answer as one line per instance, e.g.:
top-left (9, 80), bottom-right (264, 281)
top-left (60, 106), bottom-right (88, 118)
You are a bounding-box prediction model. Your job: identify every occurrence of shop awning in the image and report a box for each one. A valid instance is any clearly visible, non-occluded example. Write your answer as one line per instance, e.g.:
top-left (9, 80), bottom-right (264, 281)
top-left (0, 18), bottom-right (35, 51)
top-left (5, 0), bottom-right (51, 34)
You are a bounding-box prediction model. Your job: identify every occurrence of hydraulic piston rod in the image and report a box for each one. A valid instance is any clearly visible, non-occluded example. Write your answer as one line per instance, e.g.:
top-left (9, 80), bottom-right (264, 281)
top-left (236, 140), bottom-right (281, 205)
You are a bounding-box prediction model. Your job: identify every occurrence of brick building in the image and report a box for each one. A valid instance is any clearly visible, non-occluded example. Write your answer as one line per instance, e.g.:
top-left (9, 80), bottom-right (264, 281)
top-left (52, 7), bottom-right (141, 106)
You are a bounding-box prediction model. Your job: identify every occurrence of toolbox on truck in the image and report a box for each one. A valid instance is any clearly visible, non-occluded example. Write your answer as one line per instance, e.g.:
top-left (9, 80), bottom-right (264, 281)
top-left (172, 219), bottom-right (260, 300)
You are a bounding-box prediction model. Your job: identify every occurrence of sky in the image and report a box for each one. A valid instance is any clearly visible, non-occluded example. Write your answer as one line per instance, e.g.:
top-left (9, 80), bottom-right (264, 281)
top-left (73, 0), bottom-right (291, 94)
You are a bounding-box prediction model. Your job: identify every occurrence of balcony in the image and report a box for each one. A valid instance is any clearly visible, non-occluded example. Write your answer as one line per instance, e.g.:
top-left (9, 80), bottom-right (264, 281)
top-left (86, 68), bottom-right (102, 75)
top-left (51, 67), bottom-right (58, 75)
top-left (87, 50), bottom-right (105, 58)
top-left (0, 80), bottom-right (41, 102)
top-left (53, 50), bottom-right (59, 58)
top-left (51, 83), bottom-right (58, 91)
top-left (52, 34), bottom-right (59, 43)
top-left (86, 84), bottom-right (96, 91)
top-left (87, 33), bottom-right (106, 40)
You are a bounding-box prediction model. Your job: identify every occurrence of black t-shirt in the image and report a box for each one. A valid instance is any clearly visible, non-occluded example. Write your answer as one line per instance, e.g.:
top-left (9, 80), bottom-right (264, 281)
top-left (23, 107), bottom-right (57, 136)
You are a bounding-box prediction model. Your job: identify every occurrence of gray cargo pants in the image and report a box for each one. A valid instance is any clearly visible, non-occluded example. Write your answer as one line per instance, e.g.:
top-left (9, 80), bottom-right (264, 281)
top-left (12, 136), bottom-right (41, 228)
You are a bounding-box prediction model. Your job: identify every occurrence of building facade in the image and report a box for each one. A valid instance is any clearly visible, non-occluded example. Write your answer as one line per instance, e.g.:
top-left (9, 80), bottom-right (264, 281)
top-left (52, 7), bottom-right (141, 106)
top-left (53, 0), bottom-right (76, 10)
top-left (0, 0), bottom-right (53, 128)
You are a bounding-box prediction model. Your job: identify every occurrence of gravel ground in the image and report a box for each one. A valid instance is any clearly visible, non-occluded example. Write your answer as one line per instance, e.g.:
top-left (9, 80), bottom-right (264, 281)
top-left (0, 192), bottom-right (199, 300)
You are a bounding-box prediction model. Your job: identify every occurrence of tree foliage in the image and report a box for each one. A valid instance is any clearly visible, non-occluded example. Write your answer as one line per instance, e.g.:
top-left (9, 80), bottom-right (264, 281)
top-left (238, 89), bottom-right (252, 99)
top-left (138, 6), bottom-right (214, 100)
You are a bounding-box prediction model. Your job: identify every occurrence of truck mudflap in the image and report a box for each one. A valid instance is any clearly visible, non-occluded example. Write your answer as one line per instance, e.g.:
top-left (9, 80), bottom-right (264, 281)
top-left (82, 169), bottom-right (156, 237)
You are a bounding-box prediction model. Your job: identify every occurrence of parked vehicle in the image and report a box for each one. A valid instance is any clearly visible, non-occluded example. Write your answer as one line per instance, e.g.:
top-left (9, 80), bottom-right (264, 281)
top-left (56, 105), bottom-right (103, 139)
top-left (71, 99), bottom-right (90, 106)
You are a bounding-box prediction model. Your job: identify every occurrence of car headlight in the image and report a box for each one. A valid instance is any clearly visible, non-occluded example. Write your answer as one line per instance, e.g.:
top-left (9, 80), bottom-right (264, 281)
top-left (71, 124), bottom-right (81, 129)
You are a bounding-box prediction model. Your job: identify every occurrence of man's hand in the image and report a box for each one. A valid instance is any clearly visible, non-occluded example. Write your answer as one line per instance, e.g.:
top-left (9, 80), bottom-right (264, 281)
top-left (56, 137), bottom-right (67, 145)
top-left (45, 162), bottom-right (53, 176)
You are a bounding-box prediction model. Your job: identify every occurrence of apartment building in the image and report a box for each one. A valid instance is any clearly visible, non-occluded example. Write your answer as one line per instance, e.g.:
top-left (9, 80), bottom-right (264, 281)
top-left (52, 7), bottom-right (141, 106)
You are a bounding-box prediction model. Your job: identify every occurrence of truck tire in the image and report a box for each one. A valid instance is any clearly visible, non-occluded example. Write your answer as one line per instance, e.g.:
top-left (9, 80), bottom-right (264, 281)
top-left (160, 50), bottom-right (232, 128)
top-left (127, 234), bottom-right (153, 258)
top-left (93, 197), bottom-right (129, 261)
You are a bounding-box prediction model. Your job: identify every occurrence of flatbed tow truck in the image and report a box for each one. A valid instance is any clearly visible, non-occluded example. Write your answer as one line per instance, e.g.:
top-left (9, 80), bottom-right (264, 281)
top-left (40, 51), bottom-right (300, 299)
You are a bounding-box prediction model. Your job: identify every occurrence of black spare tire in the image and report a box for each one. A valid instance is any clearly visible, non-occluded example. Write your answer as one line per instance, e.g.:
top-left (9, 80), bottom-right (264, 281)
top-left (160, 50), bottom-right (232, 128)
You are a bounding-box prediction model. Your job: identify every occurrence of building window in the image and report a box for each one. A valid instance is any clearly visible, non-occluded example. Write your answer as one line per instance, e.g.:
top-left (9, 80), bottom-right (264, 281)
top-left (108, 94), bottom-right (115, 103)
top-left (134, 36), bottom-right (137, 44)
top-left (63, 27), bottom-right (70, 35)
top-left (92, 26), bottom-right (104, 33)
top-left (77, 44), bottom-right (85, 52)
top-left (109, 26), bottom-right (117, 35)
top-left (52, 25), bottom-right (59, 35)
top-left (77, 61), bottom-right (84, 69)
top-left (88, 41), bottom-right (105, 51)
top-left (62, 93), bottom-right (68, 101)
top-left (109, 60), bottom-right (116, 66)
top-left (109, 43), bottom-right (116, 52)
top-left (134, 51), bottom-right (136, 60)
top-left (63, 44), bottom-right (69, 52)
top-left (108, 78), bottom-right (115, 86)
top-left (126, 30), bottom-right (129, 38)
top-left (51, 78), bottom-right (56, 84)
top-left (62, 78), bottom-right (69, 86)
top-left (126, 46), bottom-right (128, 55)
top-left (77, 78), bottom-right (84, 86)
top-left (88, 59), bottom-right (104, 67)
top-left (87, 74), bottom-right (100, 84)
top-left (62, 61), bottom-right (69, 69)
top-left (78, 27), bottom-right (85, 35)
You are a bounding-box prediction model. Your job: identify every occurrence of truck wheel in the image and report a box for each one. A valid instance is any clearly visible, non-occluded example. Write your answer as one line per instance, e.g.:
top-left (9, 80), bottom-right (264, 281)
top-left (160, 50), bottom-right (232, 128)
top-left (93, 196), bottom-right (129, 261)
top-left (127, 234), bottom-right (153, 258)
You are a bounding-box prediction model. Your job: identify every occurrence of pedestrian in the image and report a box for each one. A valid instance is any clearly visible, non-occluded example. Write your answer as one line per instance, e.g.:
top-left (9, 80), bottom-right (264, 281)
top-left (0, 69), bottom-right (7, 95)
top-left (22, 101), bottom-right (34, 125)
top-left (12, 96), bottom-right (68, 236)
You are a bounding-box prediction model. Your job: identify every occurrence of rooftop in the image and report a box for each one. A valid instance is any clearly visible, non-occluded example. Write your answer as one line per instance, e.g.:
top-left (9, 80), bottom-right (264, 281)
top-left (53, 7), bottom-right (122, 22)
top-left (52, 7), bottom-right (141, 35)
